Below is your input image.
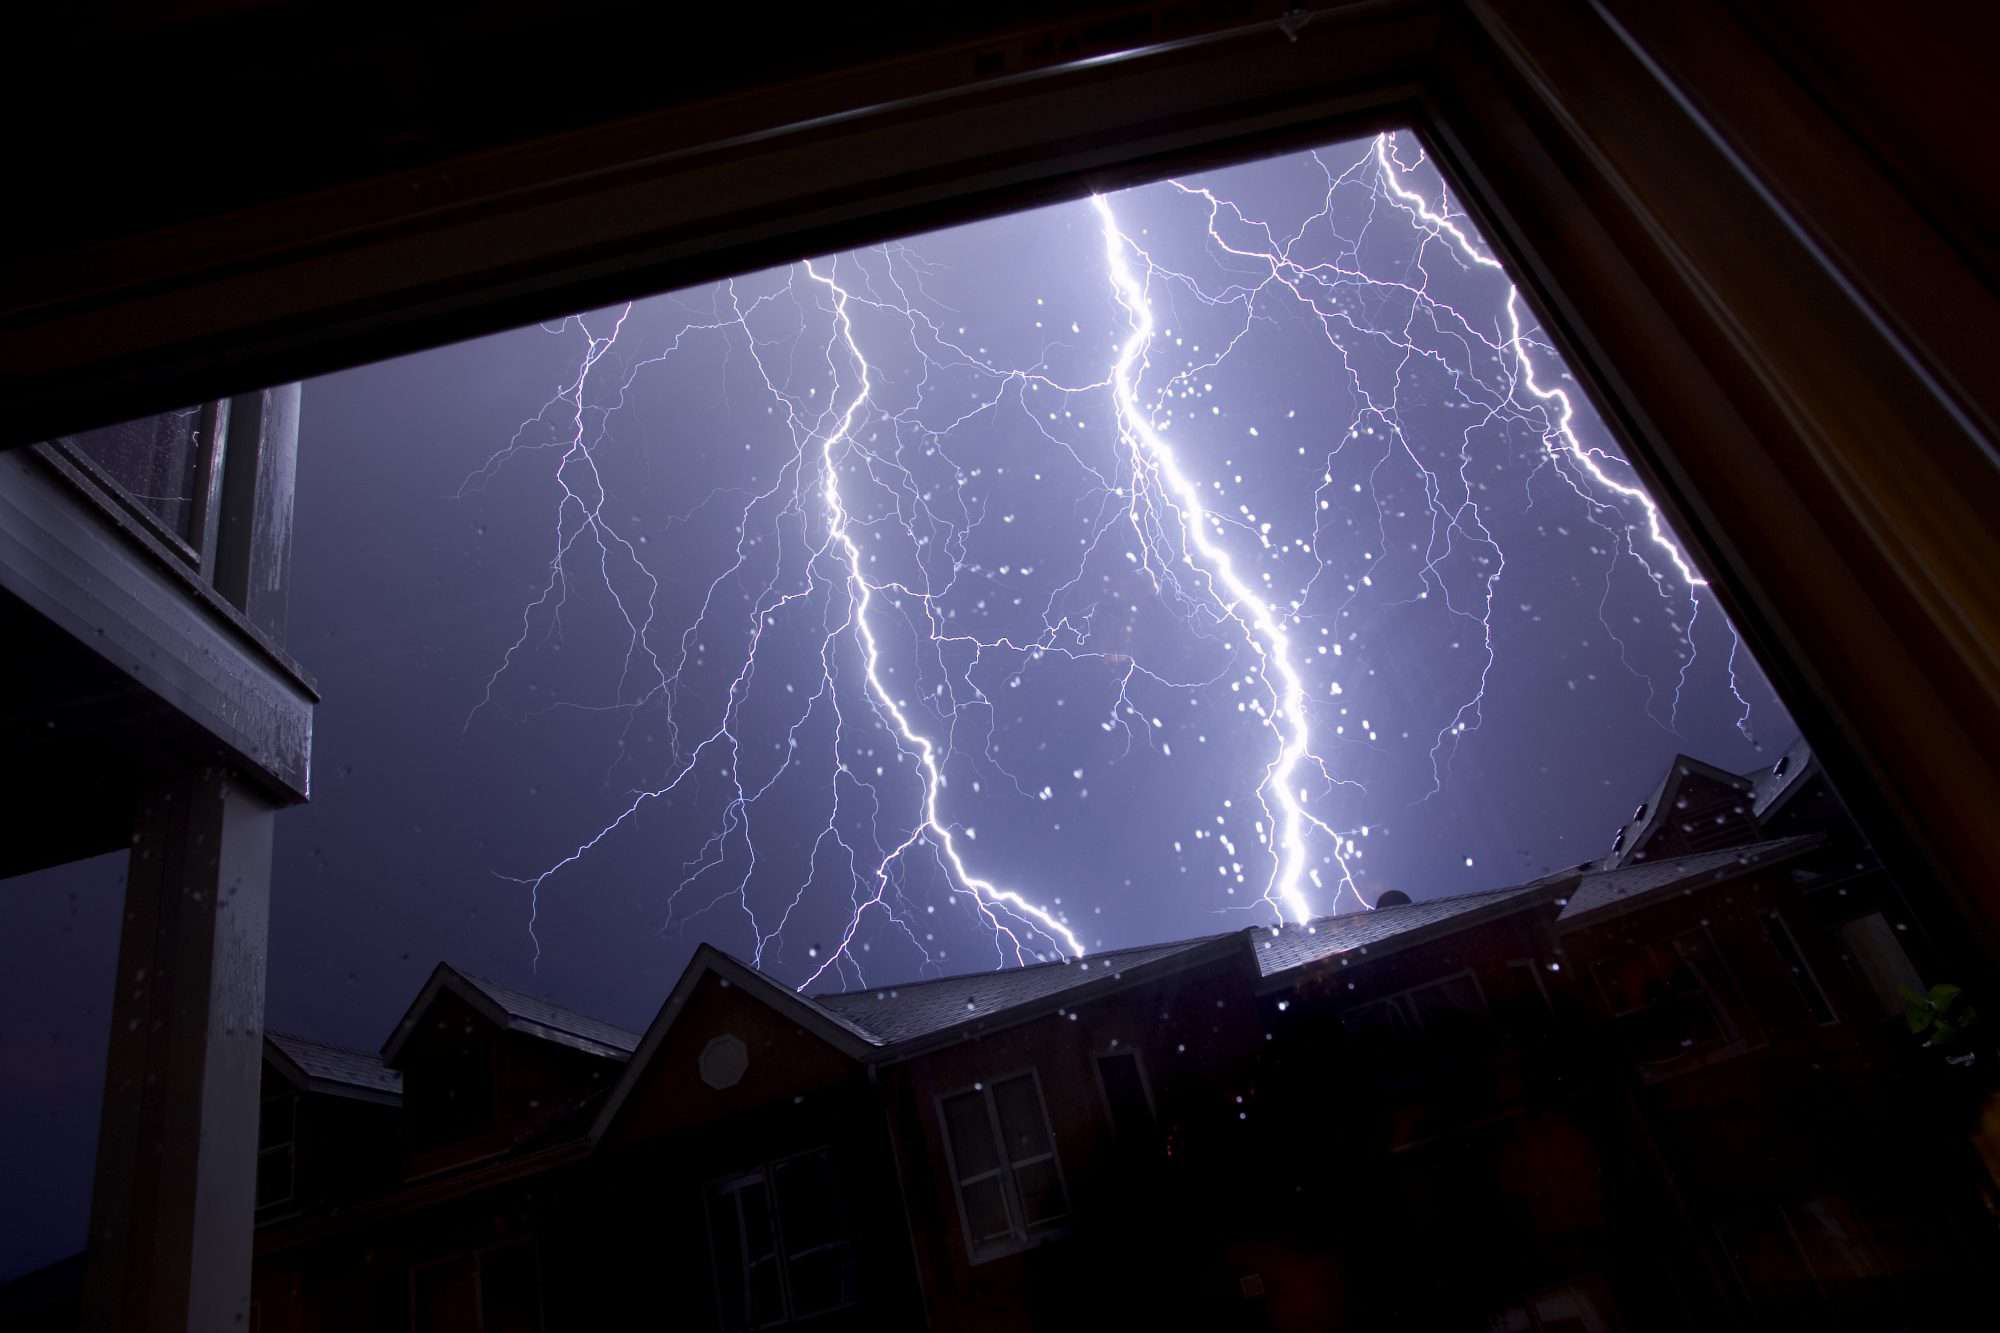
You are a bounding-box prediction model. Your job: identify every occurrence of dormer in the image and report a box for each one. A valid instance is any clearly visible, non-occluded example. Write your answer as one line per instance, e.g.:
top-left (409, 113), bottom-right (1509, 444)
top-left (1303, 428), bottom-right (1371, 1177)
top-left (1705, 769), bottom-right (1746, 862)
top-left (382, 964), bottom-right (639, 1177)
top-left (258, 1032), bottom-right (402, 1220)
top-left (1610, 755), bottom-right (1759, 867)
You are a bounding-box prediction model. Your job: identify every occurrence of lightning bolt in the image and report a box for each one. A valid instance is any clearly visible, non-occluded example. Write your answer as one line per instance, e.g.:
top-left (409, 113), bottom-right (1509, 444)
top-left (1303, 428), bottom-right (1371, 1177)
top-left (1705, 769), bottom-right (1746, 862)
top-left (465, 130), bottom-right (1762, 983)
top-left (1093, 193), bottom-right (1355, 927)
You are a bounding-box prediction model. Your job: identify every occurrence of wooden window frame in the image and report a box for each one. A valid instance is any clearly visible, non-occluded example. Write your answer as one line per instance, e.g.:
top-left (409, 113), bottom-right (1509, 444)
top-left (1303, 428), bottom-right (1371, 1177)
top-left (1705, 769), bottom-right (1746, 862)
top-left (935, 1068), bottom-right (1070, 1264)
top-left (703, 1146), bottom-right (858, 1331)
top-left (44, 400), bottom-right (231, 573)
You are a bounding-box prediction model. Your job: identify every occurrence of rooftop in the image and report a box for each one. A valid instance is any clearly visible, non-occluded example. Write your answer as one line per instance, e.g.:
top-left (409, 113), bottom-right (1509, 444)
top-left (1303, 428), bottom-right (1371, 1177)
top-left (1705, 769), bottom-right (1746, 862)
top-left (1252, 879), bottom-right (1568, 980)
top-left (1557, 835), bottom-right (1822, 928)
top-left (814, 936), bottom-right (1231, 1045)
top-left (265, 1031), bottom-right (402, 1103)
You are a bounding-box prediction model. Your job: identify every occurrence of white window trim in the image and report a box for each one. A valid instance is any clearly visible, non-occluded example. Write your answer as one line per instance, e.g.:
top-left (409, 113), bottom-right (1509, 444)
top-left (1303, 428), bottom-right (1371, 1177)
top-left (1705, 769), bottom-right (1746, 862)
top-left (935, 1068), bottom-right (1070, 1264)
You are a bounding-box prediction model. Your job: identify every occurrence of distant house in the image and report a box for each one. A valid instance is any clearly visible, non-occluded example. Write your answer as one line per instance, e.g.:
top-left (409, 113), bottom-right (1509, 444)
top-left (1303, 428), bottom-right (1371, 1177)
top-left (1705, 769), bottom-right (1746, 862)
top-left (240, 744), bottom-right (1992, 1332)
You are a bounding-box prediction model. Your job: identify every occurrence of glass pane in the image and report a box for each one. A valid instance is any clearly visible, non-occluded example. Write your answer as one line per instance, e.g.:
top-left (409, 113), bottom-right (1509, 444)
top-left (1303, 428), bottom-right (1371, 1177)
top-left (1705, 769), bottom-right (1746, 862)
top-left (960, 1176), bottom-right (1013, 1244)
top-left (746, 1255), bottom-right (785, 1328)
top-left (63, 406), bottom-right (206, 543)
top-left (737, 1177), bottom-right (775, 1262)
top-left (992, 1076), bottom-right (1051, 1162)
top-left (785, 1244), bottom-right (857, 1317)
top-left (1097, 1051), bottom-right (1154, 1139)
top-left (1764, 912), bottom-right (1835, 1024)
top-left (1011, 1158), bottom-right (1067, 1228)
top-left (943, 1091), bottom-right (1001, 1179)
top-left (775, 1151), bottom-right (839, 1253)
top-left (706, 1190), bottom-right (749, 1332)
top-left (1410, 973), bottom-right (1484, 1027)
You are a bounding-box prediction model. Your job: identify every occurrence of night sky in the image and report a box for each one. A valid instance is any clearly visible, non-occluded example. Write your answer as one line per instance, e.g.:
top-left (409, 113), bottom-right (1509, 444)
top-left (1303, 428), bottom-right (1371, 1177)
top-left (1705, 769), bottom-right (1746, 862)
top-left (1, 131), bottom-right (1793, 1280)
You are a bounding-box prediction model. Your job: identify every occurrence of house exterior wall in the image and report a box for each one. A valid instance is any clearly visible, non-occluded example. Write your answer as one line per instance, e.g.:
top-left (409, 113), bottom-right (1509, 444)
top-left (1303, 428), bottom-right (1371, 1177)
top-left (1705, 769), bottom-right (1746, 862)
top-left (874, 950), bottom-right (1266, 1330)
top-left (1557, 855), bottom-right (1991, 1329)
top-left (588, 976), bottom-right (923, 1331)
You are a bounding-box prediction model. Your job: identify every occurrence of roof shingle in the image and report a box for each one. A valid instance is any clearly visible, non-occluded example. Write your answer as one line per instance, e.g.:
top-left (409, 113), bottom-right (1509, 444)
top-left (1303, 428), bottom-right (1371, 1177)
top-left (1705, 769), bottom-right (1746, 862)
top-left (267, 1031), bottom-right (403, 1100)
top-left (1557, 835), bottom-right (1821, 928)
top-left (1253, 881), bottom-right (1559, 979)
top-left (814, 937), bottom-right (1226, 1045)
top-left (457, 973), bottom-right (642, 1059)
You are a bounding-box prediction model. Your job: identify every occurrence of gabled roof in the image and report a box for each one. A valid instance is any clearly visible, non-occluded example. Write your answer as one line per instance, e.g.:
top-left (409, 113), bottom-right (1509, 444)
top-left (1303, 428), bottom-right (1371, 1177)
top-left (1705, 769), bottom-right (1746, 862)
top-left (1556, 835), bottom-right (1822, 929)
top-left (381, 963), bottom-right (641, 1065)
top-left (814, 935), bottom-right (1236, 1046)
top-left (1608, 754), bottom-right (1755, 867)
top-left (1254, 878), bottom-right (1569, 984)
top-left (590, 945), bottom-right (884, 1141)
top-left (591, 933), bottom-right (1250, 1141)
top-left (1749, 734), bottom-right (1817, 820)
top-left (264, 1031), bottom-right (402, 1106)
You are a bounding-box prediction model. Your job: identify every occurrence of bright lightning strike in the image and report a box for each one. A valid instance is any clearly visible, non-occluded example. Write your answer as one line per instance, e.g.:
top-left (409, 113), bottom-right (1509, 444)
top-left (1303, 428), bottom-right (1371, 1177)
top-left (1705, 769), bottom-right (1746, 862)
top-left (1093, 193), bottom-right (1351, 926)
top-left (464, 130), bottom-right (1771, 986)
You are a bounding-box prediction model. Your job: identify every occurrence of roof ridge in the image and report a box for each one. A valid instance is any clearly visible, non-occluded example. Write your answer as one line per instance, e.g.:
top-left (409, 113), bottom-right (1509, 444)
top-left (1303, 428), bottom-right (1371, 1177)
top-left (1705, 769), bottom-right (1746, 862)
top-left (1298, 880), bottom-right (1551, 927)
top-left (811, 932), bottom-right (1228, 1001)
top-left (457, 970), bottom-right (640, 1033)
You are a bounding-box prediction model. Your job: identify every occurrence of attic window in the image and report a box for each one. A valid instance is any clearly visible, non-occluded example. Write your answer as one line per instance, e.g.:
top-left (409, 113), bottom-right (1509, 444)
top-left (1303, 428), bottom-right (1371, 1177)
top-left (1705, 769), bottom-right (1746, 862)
top-left (1633, 802), bottom-right (1649, 822)
top-left (1772, 755), bottom-right (1791, 778)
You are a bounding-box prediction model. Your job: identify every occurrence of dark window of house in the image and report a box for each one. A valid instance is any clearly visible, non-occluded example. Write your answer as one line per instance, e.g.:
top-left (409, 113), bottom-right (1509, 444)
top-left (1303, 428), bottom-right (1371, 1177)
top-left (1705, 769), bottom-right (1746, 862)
top-left (1096, 1049), bottom-right (1155, 1143)
top-left (1592, 929), bottom-right (1738, 1067)
top-left (410, 1245), bottom-right (542, 1333)
top-left (940, 1071), bottom-right (1069, 1260)
top-left (1764, 911), bottom-right (1837, 1025)
top-left (1342, 970), bottom-right (1487, 1038)
top-left (256, 1088), bottom-right (297, 1209)
top-left (1409, 971), bottom-right (1487, 1030)
top-left (60, 405), bottom-right (213, 550)
top-left (706, 1148), bottom-right (856, 1330)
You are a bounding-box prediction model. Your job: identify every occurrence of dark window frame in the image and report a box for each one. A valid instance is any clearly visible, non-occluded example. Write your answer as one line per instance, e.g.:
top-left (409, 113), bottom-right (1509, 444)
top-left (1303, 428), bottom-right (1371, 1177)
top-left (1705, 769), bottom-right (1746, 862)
top-left (1091, 1044), bottom-right (1157, 1143)
top-left (1341, 967), bottom-right (1489, 1036)
top-left (703, 1146), bottom-right (858, 1332)
top-left (45, 399), bottom-right (230, 572)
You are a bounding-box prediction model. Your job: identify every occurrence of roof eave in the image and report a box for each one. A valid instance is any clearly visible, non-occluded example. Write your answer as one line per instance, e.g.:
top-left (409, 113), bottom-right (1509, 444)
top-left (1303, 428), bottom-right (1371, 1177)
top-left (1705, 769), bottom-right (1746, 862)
top-left (868, 933), bottom-right (1253, 1063)
top-left (1254, 882), bottom-right (1572, 993)
top-left (1558, 836), bottom-right (1824, 931)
